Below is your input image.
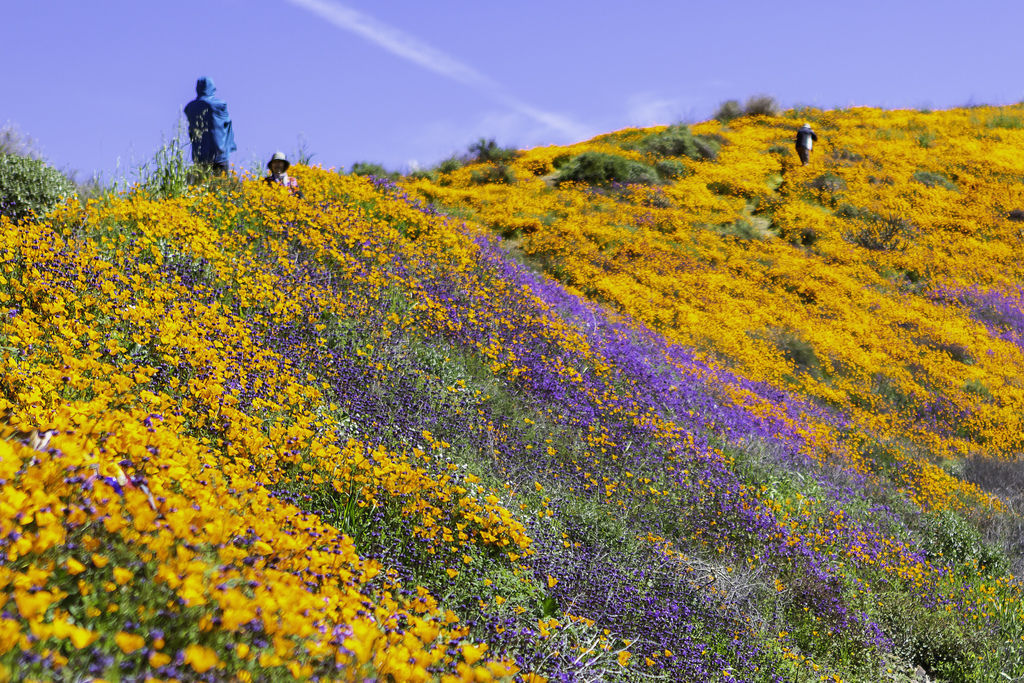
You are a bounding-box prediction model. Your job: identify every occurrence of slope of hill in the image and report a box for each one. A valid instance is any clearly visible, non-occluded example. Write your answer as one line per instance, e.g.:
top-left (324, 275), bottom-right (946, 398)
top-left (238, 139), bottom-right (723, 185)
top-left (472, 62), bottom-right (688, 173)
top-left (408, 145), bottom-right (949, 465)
top-left (2, 106), bottom-right (1023, 682)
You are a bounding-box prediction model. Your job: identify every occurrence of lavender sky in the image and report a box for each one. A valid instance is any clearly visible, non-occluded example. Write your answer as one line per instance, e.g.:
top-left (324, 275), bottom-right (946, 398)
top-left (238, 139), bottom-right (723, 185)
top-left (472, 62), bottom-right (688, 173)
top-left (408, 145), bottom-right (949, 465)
top-left (4, 0), bottom-right (1023, 181)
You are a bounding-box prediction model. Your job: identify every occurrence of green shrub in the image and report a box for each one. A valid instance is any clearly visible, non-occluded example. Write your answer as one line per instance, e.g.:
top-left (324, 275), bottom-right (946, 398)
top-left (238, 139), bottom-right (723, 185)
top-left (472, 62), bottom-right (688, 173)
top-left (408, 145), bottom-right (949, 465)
top-left (807, 172), bottom-right (847, 193)
top-left (435, 156), bottom-right (463, 174)
top-left (912, 170), bottom-right (957, 191)
top-left (349, 161), bottom-right (399, 179)
top-left (715, 96), bottom-right (778, 121)
top-left (469, 163), bottom-right (515, 185)
top-left (712, 218), bottom-right (766, 241)
top-left (638, 188), bottom-right (673, 208)
top-left (654, 159), bottom-right (689, 180)
top-left (848, 213), bottom-right (914, 251)
top-left (916, 130), bottom-right (937, 148)
top-left (640, 125), bottom-right (699, 158)
top-left (774, 328), bottom-right (821, 374)
top-left (876, 590), bottom-right (983, 683)
top-left (835, 203), bottom-right (873, 220)
top-left (553, 152), bottom-right (660, 186)
top-left (832, 147), bottom-right (865, 162)
top-left (706, 180), bottom-right (745, 197)
top-left (551, 152), bottom-right (573, 169)
top-left (467, 138), bottom-right (518, 164)
top-left (692, 136), bottom-right (722, 160)
top-left (0, 153), bottom-right (77, 221)
top-left (407, 169), bottom-right (437, 181)
top-left (930, 339), bottom-right (974, 364)
top-left (987, 114), bottom-right (1024, 129)
top-left (714, 99), bottom-right (743, 124)
top-left (639, 125), bottom-right (720, 161)
top-left (744, 94), bottom-right (780, 117)
top-left (787, 225), bottom-right (820, 247)
top-left (920, 508), bottom-right (1006, 573)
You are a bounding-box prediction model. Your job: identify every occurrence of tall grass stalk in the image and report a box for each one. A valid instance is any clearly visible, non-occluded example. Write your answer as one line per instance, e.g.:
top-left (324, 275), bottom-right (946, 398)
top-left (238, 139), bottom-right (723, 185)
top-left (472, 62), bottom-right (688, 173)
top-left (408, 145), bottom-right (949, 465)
top-left (134, 120), bottom-right (192, 199)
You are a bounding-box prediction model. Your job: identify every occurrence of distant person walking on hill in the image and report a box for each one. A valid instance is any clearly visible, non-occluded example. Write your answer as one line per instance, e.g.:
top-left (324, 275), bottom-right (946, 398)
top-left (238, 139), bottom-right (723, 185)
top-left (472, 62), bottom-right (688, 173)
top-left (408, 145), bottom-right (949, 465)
top-left (795, 123), bottom-right (818, 166)
top-left (184, 77), bottom-right (236, 174)
top-left (264, 152), bottom-right (302, 197)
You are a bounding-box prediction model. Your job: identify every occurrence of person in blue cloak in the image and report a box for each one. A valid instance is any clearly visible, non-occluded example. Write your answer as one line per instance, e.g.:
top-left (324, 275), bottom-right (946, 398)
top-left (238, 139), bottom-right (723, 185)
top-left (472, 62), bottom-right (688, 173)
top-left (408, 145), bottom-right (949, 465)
top-left (184, 77), bottom-right (237, 174)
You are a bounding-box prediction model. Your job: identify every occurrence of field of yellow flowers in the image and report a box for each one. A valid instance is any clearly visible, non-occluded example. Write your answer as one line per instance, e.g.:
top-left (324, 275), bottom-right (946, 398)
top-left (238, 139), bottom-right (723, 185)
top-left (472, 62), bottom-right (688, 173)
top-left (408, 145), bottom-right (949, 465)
top-left (413, 106), bottom-right (1024, 513)
top-left (1, 104), bottom-right (1023, 682)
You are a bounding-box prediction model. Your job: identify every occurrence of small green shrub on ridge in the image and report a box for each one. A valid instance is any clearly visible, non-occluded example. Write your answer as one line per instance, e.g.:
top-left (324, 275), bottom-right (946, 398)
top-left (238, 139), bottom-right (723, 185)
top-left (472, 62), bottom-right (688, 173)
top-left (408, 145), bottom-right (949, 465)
top-left (0, 153), bottom-right (77, 220)
top-left (554, 151), bottom-right (660, 186)
top-left (639, 125), bottom-right (721, 161)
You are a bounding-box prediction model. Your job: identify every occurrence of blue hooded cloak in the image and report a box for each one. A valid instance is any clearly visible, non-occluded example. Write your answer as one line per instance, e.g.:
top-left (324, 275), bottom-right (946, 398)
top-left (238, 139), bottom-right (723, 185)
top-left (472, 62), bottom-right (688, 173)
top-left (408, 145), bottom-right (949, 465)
top-left (184, 77), bottom-right (237, 165)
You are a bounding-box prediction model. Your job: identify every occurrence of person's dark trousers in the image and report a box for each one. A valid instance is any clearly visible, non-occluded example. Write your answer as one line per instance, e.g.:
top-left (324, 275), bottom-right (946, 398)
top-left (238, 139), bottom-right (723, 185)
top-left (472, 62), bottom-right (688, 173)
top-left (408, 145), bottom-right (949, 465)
top-left (796, 145), bottom-right (810, 165)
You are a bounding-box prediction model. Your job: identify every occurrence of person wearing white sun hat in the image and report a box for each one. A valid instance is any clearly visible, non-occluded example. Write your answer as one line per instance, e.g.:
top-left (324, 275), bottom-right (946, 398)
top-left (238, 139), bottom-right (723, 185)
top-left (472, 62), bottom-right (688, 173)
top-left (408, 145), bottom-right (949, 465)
top-left (264, 151), bottom-right (302, 197)
top-left (795, 122), bottom-right (818, 166)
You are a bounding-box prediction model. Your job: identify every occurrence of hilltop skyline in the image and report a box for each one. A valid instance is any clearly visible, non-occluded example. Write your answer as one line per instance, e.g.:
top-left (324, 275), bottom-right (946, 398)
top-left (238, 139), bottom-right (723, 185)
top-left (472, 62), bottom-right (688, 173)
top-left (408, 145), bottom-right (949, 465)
top-left (4, 0), bottom-right (1024, 181)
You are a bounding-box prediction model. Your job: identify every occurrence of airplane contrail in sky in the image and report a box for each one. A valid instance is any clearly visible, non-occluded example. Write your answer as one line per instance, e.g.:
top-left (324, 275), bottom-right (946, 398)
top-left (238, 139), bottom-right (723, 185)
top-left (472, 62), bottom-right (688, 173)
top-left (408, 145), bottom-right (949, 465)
top-left (284, 0), bottom-right (592, 141)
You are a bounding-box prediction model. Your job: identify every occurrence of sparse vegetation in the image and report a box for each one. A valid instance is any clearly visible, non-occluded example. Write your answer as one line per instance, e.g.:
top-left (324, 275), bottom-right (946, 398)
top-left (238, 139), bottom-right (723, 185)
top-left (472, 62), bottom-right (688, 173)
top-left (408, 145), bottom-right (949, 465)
top-left (987, 114), bottom-right (1024, 129)
top-left (470, 162), bottom-right (515, 185)
top-left (912, 169), bottom-right (958, 191)
top-left (848, 212), bottom-right (915, 251)
top-left (808, 171), bottom-right (847, 193)
top-left (832, 147), bottom-right (865, 162)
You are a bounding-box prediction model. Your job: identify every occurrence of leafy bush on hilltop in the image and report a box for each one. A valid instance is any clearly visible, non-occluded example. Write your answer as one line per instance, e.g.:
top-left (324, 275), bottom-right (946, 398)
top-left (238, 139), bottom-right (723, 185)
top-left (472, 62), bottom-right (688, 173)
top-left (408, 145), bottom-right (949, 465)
top-left (349, 161), bottom-right (399, 179)
top-left (554, 151), bottom-right (660, 186)
top-left (0, 153), bottom-right (76, 220)
top-left (714, 99), bottom-right (744, 124)
top-left (743, 94), bottom-right (780, 117)
top-left (468, 138), bottom-right (518, 164)
top-left (435, 156), bottom-right (464, 174)
top-left (639, 125), bottom-right (721, 160)
top-left (715, 95), bottom-right (780, 123)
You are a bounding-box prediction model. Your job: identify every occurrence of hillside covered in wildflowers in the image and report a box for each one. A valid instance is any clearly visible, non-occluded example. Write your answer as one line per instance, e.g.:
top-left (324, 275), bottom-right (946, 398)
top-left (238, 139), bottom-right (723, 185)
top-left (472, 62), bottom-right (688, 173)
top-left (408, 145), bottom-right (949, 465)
top-left (3, 105), bottom-right (1024, 682)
